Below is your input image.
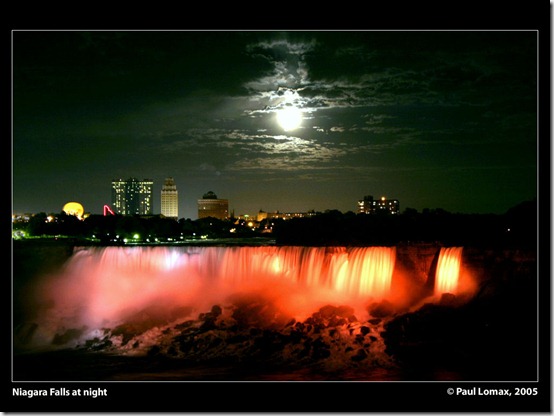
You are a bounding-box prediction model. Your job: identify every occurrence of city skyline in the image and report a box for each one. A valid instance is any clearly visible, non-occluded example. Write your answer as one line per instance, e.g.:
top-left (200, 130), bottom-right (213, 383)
top-left (13, 172), bottom-right (409, 219)
top-left (12, 30), bottom-right (539, 218)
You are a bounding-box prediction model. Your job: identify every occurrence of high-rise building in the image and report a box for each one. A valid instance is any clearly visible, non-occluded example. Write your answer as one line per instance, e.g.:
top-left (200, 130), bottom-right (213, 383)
top-left (111, 178), bottom-right (154, 215)
top-left (358, 195), bottom-right (399, 215)
top-left (197, 191), bottom-right (229, 220)
top-left (161, 177), bottom-right (179, 219)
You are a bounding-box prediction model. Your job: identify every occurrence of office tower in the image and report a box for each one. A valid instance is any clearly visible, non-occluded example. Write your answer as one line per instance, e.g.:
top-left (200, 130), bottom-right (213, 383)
top-left (161, 177), bottom-right (179, 219)
top-left (111, 177), bottom-right (154, 215)
top-left (197, 191), bottom-right (229, 220)
top-left (358, 195), bottom-right (399, 215)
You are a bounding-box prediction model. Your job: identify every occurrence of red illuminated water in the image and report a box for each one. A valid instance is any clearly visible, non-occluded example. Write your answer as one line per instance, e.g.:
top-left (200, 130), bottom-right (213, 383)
top-left (13, 244), bottom-right (491, 382)
top-left (434, 247), bottom-right (463, 296)
top-left (23, 245), bottom-right (469, 355)
top-left (25, 246), bottom-right (397, 347)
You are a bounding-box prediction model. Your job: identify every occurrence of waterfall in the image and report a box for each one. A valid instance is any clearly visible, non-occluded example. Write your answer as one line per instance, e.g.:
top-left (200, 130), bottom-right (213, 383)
top-left (31, 246), bottom-right (396, 332)
top-left (434, 247), bottom-right (463, 295)
top-left (16, 244), bottom-right (480, 352)
top-left (198, 245), bottom-right (395, 298)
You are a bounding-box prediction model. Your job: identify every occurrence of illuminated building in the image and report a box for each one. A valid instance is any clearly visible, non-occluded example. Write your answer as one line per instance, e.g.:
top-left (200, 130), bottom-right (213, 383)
top-left (111, 178), bottom-right (154, 215)
top-left (358, 195), bottom-right (399, 215)
top-left (197, 191), bottom-right (229, 220)
top-left (12, 213), bottom-right (32, 222)
top-left (257, 210), bottom-right (268, 222)
top-left (161, 177), bottom-right (179, 219)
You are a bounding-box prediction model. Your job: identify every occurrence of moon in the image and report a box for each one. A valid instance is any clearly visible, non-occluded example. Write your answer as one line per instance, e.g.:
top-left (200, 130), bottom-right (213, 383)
top-left (276, 106), bottom-right (303, 131)
top-left (63, 202), bottom-right (84, 219)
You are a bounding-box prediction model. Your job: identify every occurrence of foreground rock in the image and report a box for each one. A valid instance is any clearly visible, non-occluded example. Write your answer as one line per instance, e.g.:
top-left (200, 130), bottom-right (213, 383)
top-left (77, 299), bottom-right (397, 375)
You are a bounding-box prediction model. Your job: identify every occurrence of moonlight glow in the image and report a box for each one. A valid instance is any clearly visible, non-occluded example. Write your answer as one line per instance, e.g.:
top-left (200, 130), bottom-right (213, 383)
top-left (276, 107), bottom-right (303, 131)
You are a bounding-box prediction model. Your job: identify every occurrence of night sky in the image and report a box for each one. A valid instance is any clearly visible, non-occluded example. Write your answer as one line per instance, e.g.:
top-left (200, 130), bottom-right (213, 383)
top-left (12, 30), bottom-right (538, 219)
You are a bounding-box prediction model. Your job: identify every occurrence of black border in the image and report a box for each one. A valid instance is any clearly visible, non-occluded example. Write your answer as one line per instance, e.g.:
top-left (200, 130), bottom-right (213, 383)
top-left (5, 1), bottom-right (551, 413)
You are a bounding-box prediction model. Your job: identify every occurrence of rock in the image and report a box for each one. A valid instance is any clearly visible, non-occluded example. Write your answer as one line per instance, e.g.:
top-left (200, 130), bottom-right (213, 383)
top-left (328, 317), bottom-right (347, 327)
top-left (228, 334), bottom-right (248, 344)
top-left (336, 305), bottom-right (355, 318)
top-left (439, 293), bottom-right (457, 306)
top-left (211, 305), bottom-right (222, 316)
top-left (199, 318), bottom-right (217, 331)
top-left (351, 348), bottom-right (367, 362)
top-left (285, 318), bottom-right (296, 327)
top-left (52, 328), bottom-right (84, 345)
top-left (368, 300), bottom-right (395, 318)
top-left (147, 345), bottom-right (161, 356)
top-left (319, 305), bottom-right (338, 319)
top-left (313, 323), bottom-right (325, 334)
top-left (311, 338), bottom-right (330, 360)
top-left (88, 338), bottom-right (112, 351)
top-left (288, 329), bottom-right (304, 344)
top-left (175, 320), bottom-right (195, 330)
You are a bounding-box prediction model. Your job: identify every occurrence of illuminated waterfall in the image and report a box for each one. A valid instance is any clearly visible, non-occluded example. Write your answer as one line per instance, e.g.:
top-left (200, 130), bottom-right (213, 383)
top-left (214, 246), bottom-right (395, 298)
top-left (20, 244), bottom-right (481, 353)
top-left (434, 247), bottom-right (463, 295)
top-left (34, 246), bottom-right (397, 331)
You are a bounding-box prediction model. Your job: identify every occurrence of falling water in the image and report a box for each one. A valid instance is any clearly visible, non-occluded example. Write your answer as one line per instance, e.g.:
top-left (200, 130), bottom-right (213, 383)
top-left (26, 246), bottom-right (397, 347)
top-left (14, 244), bottom-right (489, 381)
top-left (434, 247), bottom-right (463, 295)
top-left (218, 246), bottom-right (395, 298)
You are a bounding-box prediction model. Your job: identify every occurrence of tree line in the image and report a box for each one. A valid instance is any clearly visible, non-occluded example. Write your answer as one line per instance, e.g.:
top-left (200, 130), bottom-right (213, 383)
top-left (13, 199), bottom-right (537, 248)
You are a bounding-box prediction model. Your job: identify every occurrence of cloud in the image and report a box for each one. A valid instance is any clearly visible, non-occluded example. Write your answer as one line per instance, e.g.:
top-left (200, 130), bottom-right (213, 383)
top-left (244, 38), bottom-right (315, 91)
